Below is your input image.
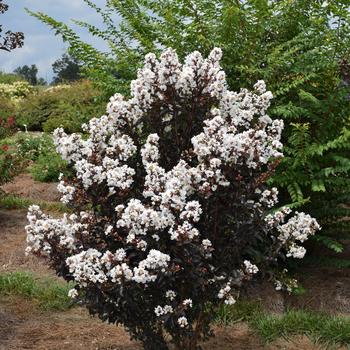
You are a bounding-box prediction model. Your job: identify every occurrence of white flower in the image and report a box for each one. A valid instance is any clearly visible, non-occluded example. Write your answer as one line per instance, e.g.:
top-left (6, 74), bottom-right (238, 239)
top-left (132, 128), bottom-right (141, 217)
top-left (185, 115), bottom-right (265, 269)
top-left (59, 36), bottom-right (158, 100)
top-left (154, 305), bottom-right (164, 317)
top-left (177, 316), bottom-right (188, 328)
top-left (286, 244), bottom-right (306, 259)
top-left (154, 305), bottom-right (173, 317)
top-left (166, 290), bottom-right (176, 301)
top-left (218, 284), bottom-right (231, 299)
top-left (183, 299), bottom-right (193, 308)
top-left (68, 288), bottom-right (78, 298)
top-left (224, 296), bottom-right (236, 305)
top-left (243, 260), bottom-right (259, 274)
top-left (275, 280), bottom-right (283, 291)
top-left (202, 239), bottom-right (212, 249)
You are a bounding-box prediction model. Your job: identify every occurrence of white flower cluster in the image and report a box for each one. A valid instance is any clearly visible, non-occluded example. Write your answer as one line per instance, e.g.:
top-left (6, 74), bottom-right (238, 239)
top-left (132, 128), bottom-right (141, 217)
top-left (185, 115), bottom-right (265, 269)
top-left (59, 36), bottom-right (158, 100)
top-left (166, 290), bottom-right (176, 301)
top-left (183, 299), bottom-right (193, 308)
top-left (258, 188), bottom-right (279, 208)
top-left (57, 178), bottom-right (75, 204)
top-left (25, 205), bottom-right (84, 256)
top-left (217, 283), bottom-right (236, 305)
top-left (133, 249), bottom-right (170, 284)
top-left (278, 212), bottom-right (320, 244)
top-left (65, 248), bottom-right (170, 286)
top-left (265, 209), bottom-right (320, 259)
top-left (154, 304), bottom-right (174, 317)
top-left (0, 81), bottom-right (34, 102)
top-left (68, 288), bottom-right (79, 298)
top-left (243, 260), bottom-right (259, 275)
top-left (66, 249), bottom-right (108, 285)
top-left (177, 316), bottom-right (189, 328)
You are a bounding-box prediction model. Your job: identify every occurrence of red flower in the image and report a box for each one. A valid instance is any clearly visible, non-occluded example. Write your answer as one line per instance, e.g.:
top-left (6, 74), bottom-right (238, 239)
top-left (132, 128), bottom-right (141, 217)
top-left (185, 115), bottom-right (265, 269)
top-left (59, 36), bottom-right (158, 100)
top-left (1, 144), bottom-right (9, 152)
top-left (7, 116), bottom-right (15, 126)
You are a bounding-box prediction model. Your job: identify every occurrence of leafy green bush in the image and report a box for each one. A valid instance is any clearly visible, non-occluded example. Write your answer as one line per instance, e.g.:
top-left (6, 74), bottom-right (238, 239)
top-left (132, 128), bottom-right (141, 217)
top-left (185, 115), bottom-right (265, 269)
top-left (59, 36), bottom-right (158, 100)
top-left (15, 133), bottom-right (72, 182)
top-left (0, 147), bottom-right (22, 186)
top-left (29, 0), bottom-right (350, 252)
top-left (30, 151), bottom-right (69, 182)
top-left (16, 80), bottom-right (106, 133)
top-left (16, 133), bottom-right (53, 161)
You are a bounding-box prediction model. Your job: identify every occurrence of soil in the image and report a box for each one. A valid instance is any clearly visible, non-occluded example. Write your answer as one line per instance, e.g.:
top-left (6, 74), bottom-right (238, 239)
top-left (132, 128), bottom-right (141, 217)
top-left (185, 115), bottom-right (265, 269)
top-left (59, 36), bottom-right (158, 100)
top-left (0, 209), bottom-right (49, 274)
top-left (1, 173), bottom-right (60, 202)
top-left (0, 173), bottom-right (349, 349)
top-left (244, 268), bottom-right (350, 315)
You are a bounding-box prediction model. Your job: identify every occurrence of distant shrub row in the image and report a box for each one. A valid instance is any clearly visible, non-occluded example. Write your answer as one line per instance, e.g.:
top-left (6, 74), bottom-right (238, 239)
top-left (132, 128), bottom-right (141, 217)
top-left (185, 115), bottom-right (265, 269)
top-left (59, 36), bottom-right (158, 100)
top-left (0, 79), bottom-right (106, 134)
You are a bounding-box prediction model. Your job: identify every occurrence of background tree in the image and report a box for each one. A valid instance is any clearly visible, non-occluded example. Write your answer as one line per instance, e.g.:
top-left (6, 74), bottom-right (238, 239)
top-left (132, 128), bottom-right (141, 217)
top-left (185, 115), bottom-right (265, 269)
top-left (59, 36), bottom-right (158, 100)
top-left (28, 0), bottom-right (350, 255)
top-left (14, 64), bottom-right (38, 85)
top-left (52, 52), bottom-right (81, 84)
top-left (0, 0), bottom-right (24, 52)
top-left (37, 77), bottom-right (47, 85)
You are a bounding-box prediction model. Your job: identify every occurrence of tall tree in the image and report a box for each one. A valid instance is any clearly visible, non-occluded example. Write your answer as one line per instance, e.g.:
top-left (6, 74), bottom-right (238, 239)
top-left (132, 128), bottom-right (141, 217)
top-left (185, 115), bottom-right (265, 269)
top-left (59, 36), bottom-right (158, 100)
top-left (14, 64), bottom-right (38, 85)
top-left (52, 53), bottom-right (81, 84)
top-left (0, 0), bottom-right (24, 52)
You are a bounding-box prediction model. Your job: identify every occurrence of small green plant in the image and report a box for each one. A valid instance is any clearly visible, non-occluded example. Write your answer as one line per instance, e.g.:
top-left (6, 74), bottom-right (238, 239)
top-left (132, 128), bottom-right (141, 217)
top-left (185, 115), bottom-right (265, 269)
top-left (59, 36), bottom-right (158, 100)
top-left (0, 271), bottom-right (74, 311)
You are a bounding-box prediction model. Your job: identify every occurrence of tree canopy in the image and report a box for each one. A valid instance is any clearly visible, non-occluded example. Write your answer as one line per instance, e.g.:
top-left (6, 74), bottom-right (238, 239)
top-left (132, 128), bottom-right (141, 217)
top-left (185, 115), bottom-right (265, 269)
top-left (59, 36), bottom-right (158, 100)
top-left (52, 53), bottom-right (81, 84)
top-left (0, 0), bottom-right (24, 52)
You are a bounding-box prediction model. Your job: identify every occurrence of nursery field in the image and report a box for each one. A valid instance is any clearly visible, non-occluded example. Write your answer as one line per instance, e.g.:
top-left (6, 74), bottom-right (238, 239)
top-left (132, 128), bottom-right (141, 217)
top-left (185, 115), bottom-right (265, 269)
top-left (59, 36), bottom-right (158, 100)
top-left (0, 173), bottom-right (350, 350)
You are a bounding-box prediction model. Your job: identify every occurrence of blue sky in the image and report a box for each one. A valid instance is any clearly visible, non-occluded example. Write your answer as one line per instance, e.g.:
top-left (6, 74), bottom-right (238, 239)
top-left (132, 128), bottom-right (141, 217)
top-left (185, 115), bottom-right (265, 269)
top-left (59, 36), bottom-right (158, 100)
top-left (0, 0), bottom-right (114, 82)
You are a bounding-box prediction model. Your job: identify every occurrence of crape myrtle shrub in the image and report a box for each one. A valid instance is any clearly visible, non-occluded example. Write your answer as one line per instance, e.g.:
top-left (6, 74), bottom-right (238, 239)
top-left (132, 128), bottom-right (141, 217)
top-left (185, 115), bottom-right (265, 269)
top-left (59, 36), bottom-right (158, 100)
top-left (25, 49), bottom-right (319, 350)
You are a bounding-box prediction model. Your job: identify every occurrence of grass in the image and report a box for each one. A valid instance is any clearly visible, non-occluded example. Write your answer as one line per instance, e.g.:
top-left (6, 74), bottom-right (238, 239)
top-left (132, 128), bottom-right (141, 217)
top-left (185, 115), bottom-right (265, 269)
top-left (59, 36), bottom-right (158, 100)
top-left (0, 271), bottom-right (74, 311)
top-left (0, 194), bottom-right (68, 213)
top-left (251, 310), bottom-right (350, 345)
top-left (214, 300), bottom-right (263, 324)
top-left (215, 302), bottom-right (350, 346)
